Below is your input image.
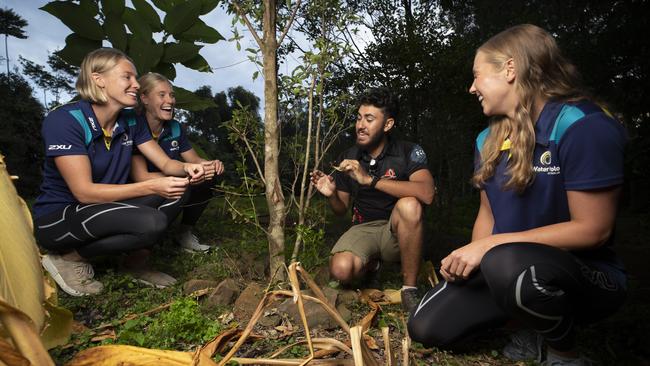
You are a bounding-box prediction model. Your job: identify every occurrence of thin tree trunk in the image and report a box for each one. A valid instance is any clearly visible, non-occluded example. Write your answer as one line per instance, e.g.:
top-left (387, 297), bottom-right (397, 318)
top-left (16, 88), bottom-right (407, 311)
top-left (262, 0), bottom-right (286, 281)
top-left (291, 75), bottom-right (316, 262)
top-left (5, 35), bottom-right (9, 75)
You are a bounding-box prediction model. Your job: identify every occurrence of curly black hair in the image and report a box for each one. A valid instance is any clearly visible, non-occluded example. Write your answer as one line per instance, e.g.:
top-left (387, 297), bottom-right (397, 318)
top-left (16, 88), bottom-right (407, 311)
top-left (356, 87), bottom-right (399, 121)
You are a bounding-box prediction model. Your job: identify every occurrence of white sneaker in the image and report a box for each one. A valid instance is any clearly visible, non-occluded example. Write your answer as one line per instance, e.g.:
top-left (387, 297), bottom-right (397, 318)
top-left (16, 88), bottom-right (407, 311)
top-left (176, 229), bottom-right (210, 253)
top-left (42, 254), bottom-right (104, 296)
top-left (503, 329), bottom-right (543, 362)
top-left (122, 268), bottom-right (177, 288)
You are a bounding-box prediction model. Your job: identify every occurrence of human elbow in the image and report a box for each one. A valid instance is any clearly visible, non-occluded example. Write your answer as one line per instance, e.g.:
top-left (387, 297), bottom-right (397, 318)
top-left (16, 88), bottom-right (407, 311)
top-left (420, 185), bottom-right (435, 205)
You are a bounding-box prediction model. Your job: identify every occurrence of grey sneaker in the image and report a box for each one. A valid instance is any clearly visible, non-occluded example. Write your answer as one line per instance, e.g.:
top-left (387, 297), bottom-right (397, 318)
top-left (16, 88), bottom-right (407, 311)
top-left (503, 329), bottom-right (543, 362)
top-left (123, 268), bottom-right (177, 288)
top-left (542, 352), bottom-right (595, 366)
top-left (176, 229), bottom-right (210, 253)
top-left (401, 288), bottom-right (419, 314)
top-left (42, 254), bottom-right (104, 296)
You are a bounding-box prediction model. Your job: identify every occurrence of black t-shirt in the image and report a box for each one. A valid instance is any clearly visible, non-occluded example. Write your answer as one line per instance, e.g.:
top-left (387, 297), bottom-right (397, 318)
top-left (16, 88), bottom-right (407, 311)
top-left (335, 139), bottom-right (429, 224)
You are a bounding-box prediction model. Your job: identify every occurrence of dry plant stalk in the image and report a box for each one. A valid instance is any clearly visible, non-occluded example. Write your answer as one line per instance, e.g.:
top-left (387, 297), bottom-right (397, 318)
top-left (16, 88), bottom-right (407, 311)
top-left (381, 327), bottom-right (394, 366)
top-left (350, 326), bottom-right (364, 366)
top-left (401, 335), bottom-right (411, 366)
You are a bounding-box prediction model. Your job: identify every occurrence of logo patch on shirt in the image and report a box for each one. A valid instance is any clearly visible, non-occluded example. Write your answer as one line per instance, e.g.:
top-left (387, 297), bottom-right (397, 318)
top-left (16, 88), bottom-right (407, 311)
top-left (170, 140), bottom-right (180, 151)
top-left (88, 117), bottom-right (98, 131)
top-left (121, 133), bottom-right (133, 146)
top-left (382, 168), bottom-right (397, 179)
top-left (533, 150), bottom-right (560, 175)
top-left (48, 144), bottom-right (72, 150)
top-left (410, 145), bottom-right (427, 164)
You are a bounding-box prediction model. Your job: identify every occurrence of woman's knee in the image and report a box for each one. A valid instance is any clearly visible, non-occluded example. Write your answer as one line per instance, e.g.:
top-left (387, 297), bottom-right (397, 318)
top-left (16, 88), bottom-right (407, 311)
top-left (137, 210), bottom-right (168, 245)
top-left (407, 314), bottom-right (457, 349)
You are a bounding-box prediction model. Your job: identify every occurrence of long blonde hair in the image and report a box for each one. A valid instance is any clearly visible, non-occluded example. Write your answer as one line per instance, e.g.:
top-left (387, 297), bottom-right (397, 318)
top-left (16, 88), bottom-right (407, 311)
top-left (136, 72), bottom-right (173, 114)
top-left (76, 48), bottom-right (133, 104)
top-left (472, 24), bottom-right (585, 192)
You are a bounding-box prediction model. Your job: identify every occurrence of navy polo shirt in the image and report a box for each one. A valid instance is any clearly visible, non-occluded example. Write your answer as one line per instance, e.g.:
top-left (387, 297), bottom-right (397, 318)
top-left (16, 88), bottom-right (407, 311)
top-left (335, 139), bottom-right (429, 224)
top-left (475, 100), bottom-right (627, 258)
top-left (135, 116), bottom-right (192, 173)
top-left (33, 100), bottom-right (152, 219)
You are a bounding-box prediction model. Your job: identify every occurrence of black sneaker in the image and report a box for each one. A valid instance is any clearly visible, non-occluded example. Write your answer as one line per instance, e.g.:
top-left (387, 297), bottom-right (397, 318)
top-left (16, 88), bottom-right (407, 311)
top-left (401, 288), bottom-right (419, 314)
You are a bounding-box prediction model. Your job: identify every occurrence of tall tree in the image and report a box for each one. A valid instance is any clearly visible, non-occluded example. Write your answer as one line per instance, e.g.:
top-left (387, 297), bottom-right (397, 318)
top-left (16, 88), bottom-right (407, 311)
top-left (0, 8), bottom-right (28, 75)
top-left (227, 0), bottom-right (302, 280)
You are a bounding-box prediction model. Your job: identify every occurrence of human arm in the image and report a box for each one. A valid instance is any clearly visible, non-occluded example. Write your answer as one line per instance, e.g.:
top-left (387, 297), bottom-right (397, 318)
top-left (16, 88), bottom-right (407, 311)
top-left (336, 159), bottom-right (435, 205)
top-left (309, 170), bottom-right (351, 216)
top-left (55, 155), bottom-right (189, 202)
top-left (471, 190), bottom-right (494, 241)
top-left (440, 187), bottom-right (621, 281)
top-left (137, 140), bottom-right (204, 183)
top-left (130, 154), bottom-right (166, 182)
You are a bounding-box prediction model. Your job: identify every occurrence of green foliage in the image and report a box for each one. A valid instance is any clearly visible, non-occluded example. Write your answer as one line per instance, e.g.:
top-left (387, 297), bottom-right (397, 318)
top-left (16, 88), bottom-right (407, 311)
top-left (41, 0), bottom-right (223, 111)
top-left (0, 73), bottom-right (45, 196)
top-left (116, 298), bottom-right (222, 349)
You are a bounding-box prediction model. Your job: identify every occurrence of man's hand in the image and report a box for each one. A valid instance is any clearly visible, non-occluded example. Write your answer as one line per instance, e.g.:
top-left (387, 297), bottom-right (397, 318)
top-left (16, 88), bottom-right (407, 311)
top-left (337, 159), bottom-right (373, 186)
top-left (310, 170), bottom-right (337, 197)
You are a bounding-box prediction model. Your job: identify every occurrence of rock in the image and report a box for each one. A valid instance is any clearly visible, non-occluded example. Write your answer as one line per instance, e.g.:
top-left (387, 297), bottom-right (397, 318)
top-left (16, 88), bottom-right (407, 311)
top-left (277, 287), bottom-right (341, 330)
top-left (336, 303), bottom-right (352, 323)
top-left (233, 282), bottom-right (265, 322)
top-left (311, 265), bottom-right (331, 285)
top-left (338, 289), bottom-right (359, 307)
top-left (258, 307), bottom-right (281, 327)
top-left (205, 279), bottom-right (240, 308)
top-left (182, 279), bottom-right (220, 295)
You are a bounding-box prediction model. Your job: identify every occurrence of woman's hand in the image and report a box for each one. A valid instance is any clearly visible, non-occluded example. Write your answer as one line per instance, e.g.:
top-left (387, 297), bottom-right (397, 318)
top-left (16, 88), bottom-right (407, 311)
top-left (149, 177), bottom-right (189, 199)
top-left (183, 163), bottom-right (205, 184)
top-left (440, 237), bottom-right (495, 282)
top-left (202, 160), bottom-right (224, 180)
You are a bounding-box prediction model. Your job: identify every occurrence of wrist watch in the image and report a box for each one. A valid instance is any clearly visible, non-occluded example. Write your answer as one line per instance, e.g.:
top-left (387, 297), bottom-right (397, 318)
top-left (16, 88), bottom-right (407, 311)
top-left (370, 175), bottom-right (379, 188)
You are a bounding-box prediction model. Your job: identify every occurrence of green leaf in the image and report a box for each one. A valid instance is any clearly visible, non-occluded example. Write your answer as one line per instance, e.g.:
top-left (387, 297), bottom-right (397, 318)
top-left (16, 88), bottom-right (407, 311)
top-left (174, 86), bottom-right (216, 111)
top-left (79, 0), bottom-right (99, 16)
top-left (103, 15), bottom-right (127, 51)
top-left (40, 2), bottom-right (104, 41)
top-left (150, 0), bottom-right (172, 12)
top-left (122, 7), bottom-right (152, 41)
top-left (126, 36), bottom-right (155, 74)
top-left (181, 54), bottom-right (212, 72)
top-left (151, 62), bottom-right (176, 81)
top-left (100, 0), bottom-right (125, 16)
top-left (56, 33), bottom-right (102, 66)
top-left (252, 71), bottom-right (259, 81)
top-left (176, 19), bottom-right (224, 44)
top-left (162, 42), bottom-right (202, 63)
top-left (132, 0), bottom-right (163, 32)
top-left (163, 0), bottom-right (202, 35)
top-left (149, 42), bottom-right (165, 67)
top-left (200, 0), bottom-right (220, 15)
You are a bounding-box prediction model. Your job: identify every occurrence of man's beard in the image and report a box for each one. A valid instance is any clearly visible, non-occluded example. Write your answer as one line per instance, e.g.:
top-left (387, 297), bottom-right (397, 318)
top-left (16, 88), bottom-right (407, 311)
top-left (356, 129), bottom-right (385, 151)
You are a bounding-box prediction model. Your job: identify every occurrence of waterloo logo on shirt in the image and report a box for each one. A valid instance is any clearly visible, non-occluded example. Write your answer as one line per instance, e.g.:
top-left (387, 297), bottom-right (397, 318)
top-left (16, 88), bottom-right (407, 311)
top-left (170, 140), bottom-right (180, 151)
top-left (121, 133), bottom-right (133, 146)
top-left (533, 150), bottom-right (560, 175)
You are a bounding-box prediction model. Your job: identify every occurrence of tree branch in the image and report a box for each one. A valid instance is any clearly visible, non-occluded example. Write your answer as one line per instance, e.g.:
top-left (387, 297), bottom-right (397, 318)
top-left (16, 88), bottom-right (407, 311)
top-left (233, 1), bottom-right (265, 51)
top-left (278, 0), bottom-right (302, 45)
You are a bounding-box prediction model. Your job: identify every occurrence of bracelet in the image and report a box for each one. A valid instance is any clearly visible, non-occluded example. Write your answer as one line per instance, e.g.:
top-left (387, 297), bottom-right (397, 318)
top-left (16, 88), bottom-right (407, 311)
top-left (370, 175), bottom-right (379, 188)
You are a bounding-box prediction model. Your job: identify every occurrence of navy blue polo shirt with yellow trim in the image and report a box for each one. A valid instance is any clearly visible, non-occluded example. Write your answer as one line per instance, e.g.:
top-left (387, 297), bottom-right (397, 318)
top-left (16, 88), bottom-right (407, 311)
top-left (135, 115), bottom-right (192, 173)
top-left (33, 100), bottom-right (152, 219)
top-left (335, 138), bottom-right (429, 224)
top-left (474, 100), bottom-right (627, 258)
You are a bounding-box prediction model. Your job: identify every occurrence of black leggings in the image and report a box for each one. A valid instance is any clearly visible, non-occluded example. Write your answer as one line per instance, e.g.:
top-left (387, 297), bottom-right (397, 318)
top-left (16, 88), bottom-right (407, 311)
top-left (408, 243), bottom-right (626, 351)
top-left (34, 194), bottom-right (187, 258)
top-left (179, 179), bottom-right (215, 226)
